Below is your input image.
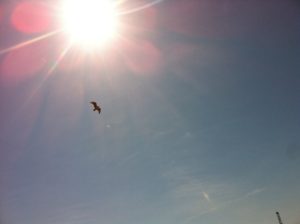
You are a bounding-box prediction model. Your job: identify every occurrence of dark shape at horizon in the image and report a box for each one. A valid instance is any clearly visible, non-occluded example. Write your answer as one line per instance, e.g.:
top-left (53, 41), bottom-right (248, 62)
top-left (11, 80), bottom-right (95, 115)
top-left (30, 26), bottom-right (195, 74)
top-left (90, 101), bottom-right (101, 114)
top-left (276, 211), bottom-right (284, 224)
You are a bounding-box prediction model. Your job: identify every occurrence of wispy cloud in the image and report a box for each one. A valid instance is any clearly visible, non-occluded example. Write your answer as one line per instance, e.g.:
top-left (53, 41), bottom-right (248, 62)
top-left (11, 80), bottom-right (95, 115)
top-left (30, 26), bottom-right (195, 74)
top-left (162, 167), bottom-right (220, 223)
top-left (245, 188), bottom-right (266, 197)
top-left (202, 191), bottom-right (211, 203)
top-left (162, 166), bottom-right (267, 224)
top-left (216, 187), bottom-right (267, 211)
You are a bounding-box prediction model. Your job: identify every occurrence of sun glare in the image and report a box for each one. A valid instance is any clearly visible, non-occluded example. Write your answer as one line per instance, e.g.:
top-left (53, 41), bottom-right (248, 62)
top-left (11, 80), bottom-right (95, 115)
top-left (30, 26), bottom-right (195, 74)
top-left (61, 0), bottom-right (119, 49)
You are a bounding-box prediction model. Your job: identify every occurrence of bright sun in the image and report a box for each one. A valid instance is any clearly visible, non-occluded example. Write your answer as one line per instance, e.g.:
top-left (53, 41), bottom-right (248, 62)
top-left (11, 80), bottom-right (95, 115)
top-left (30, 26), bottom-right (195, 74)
top-left (61, 0), bottom-right (119, 49)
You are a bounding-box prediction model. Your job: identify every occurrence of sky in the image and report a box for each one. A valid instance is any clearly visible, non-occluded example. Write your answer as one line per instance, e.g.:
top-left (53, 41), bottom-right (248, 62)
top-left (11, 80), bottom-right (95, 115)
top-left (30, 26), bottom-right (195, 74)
top-left (0, 0), bottom-right (300, 224)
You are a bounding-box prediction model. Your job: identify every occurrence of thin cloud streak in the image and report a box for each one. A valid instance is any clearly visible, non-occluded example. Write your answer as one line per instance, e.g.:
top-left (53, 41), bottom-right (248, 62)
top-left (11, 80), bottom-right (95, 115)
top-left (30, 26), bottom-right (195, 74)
top-left (162, 166), bottom-right (267, 223)
top-left (202, 191), bottom-right (211, 203)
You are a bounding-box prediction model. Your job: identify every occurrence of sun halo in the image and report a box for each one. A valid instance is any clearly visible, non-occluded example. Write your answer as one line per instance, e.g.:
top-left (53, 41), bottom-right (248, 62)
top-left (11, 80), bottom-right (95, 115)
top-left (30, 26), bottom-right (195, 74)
top-left (61, 0), bottom-right (119, 50)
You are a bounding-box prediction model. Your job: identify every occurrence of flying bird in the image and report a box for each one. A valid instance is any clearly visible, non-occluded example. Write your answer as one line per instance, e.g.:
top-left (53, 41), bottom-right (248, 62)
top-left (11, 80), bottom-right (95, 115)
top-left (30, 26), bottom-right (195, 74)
top-left (90, 101), bottom-right (101, 114)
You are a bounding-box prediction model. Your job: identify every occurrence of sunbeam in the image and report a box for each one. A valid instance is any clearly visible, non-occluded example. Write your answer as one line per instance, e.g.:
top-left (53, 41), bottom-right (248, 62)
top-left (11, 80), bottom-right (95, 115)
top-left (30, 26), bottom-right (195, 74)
top-left (18, 42), bottom-right (73, 120)
top-left (0, 29), bottom-right (62, 55)
top-left (6, 45), bottom-right (71, 129)
top-left (46, 41), bottom-right (73, 75)
top-left (118, 0), bottom-right (162, 15)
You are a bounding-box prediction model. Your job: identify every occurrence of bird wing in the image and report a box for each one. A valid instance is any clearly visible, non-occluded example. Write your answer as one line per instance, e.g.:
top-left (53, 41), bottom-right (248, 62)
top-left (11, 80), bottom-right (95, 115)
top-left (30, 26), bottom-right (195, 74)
top-left (90, 101), bottom-right (101, 114)
top-left (90, 101), bottom-right (98, 108)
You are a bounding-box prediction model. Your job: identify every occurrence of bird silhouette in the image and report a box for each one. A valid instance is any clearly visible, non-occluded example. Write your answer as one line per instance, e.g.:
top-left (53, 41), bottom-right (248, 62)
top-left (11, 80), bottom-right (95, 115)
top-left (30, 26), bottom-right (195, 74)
top-left (90, 101), bottom-right (101, 114)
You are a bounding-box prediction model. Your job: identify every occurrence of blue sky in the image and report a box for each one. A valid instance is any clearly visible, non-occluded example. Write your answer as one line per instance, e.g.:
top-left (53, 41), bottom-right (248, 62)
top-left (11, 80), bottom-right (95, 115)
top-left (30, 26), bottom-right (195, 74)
top-left (0, 0), bottom-right (299, 224)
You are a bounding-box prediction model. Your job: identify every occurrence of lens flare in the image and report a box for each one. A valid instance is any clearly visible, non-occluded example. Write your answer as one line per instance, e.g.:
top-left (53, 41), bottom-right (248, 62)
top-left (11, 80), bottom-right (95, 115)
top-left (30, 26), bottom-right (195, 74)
top-left (11, 1), bottom-right (52, 33)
